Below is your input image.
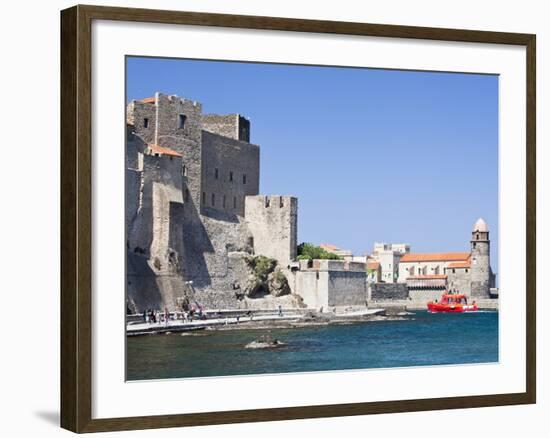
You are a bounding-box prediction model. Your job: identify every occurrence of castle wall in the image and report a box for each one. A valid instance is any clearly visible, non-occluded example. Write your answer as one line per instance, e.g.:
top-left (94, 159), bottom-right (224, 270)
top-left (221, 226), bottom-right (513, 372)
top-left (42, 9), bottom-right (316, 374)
top-left (125, 169), bottom-right (141, 236)
top-left (370, 283), bottom-right (409, 301)
top-left (126, 101), bottom-right (157, 144)
top-left (201, 114), bottom-right (250, 142)
top-left (125, 125), bottom-right (145, 170)
top-left (407, 289), bottom-right (444, 304)
top-left (126, 154), bottom-right (187, 312)
top-left (154, 94), bottom-right (204, 209)
top-left (327, 270), bottom-right (368, 307)
top-left (294, 260), bottom-right (367, 310)
top-left (245, 195), bottom-right (297, 268)
top-left (201, 131), bottom-right (260, 217)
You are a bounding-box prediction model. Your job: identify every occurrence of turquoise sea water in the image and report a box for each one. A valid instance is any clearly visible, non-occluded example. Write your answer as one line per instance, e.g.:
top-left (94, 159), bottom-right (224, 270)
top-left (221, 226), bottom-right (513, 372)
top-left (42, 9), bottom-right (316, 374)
top-left (126, 310), bottom-right (499, 381)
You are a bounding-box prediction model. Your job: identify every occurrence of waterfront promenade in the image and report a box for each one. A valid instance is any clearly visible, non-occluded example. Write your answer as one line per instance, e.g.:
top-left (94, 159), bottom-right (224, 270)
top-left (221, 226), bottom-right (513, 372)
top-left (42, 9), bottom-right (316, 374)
top-left (126, 308), bottom-right (385, 336)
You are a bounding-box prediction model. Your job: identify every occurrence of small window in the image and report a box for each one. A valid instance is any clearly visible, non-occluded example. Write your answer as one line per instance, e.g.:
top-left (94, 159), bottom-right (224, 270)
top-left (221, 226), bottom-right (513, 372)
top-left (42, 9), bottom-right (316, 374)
top-left (178, 114), bottom-right (187, 129)
top-left (202, 192), bottom-right (206, 204)
top-left (233, 196), bottom-right (237, 209)
top-left (452, 269), bottom-right (456, 274)
top-left (465, 268), bottom-right (469, 273)
top-left (223, 195), bottom-right (226, 209)
top-left (211, 193), bottom-right (215, 207)
top-left (215, 168), bottom-right (219, 179)
top-left (243, 174), bottom-right (247, 184)
top-left (229, 171), bottom-right (233, 182)
top-left (182, 165), bottom-right (187, 176)
top-left (143, 118), bottom-right (149, 128)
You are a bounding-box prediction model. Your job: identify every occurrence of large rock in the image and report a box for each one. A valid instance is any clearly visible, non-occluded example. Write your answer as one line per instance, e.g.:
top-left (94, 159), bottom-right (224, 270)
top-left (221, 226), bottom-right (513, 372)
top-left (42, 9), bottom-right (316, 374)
top-left (243, 274), bottom-right (264, 297)
top-left (267, 270), bottom-right (291, 297)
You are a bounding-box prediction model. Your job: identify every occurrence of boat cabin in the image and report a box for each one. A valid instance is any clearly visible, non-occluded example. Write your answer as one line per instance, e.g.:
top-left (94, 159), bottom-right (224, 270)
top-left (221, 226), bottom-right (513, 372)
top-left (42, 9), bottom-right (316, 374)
top-left (439, 294), bottom-right (468, 305)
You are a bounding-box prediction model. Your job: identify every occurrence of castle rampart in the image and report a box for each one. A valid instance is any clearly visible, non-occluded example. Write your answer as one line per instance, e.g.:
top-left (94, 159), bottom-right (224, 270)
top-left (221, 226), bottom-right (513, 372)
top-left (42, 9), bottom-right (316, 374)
top-left (245, 195), bottom-right (298, 268)
top-left (291, 259), bottom-right (367, 310)
top-left (201, 114), bottom-right (251, 142)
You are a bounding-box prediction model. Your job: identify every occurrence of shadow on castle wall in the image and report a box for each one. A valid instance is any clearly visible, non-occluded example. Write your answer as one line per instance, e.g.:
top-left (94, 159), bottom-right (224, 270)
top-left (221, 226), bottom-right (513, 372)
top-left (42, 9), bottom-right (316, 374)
top-left (180, 197), bottom-right (214, 289)
top-left (201, 206), bottom-right (240, 223)
top-left (126, 252), bottom-right (164, 311)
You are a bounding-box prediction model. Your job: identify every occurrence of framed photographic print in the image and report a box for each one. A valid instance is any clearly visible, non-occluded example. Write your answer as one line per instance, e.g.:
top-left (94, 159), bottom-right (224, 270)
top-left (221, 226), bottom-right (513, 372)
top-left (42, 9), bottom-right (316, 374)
top-left (60, 4), bottom-right (536, 433)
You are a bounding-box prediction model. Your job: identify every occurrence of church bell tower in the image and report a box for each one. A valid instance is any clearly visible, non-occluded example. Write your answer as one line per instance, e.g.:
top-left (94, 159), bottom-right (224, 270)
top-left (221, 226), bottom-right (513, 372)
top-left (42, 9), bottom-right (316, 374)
top-left (470, 218), bottom-right (491, 298)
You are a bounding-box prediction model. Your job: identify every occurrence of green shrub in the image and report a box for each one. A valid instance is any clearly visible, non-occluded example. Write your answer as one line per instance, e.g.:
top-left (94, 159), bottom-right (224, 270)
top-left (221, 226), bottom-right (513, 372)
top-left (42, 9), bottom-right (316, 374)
top-left (296, 242), bottom-right (342, 261)
top-left (245, 255), bottom-right (277, 282)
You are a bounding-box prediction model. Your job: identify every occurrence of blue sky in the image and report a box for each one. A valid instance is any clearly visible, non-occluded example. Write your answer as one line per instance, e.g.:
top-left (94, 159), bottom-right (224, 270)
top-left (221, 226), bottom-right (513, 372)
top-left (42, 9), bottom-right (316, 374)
top-left (126, 57), bottom-right (499, 272)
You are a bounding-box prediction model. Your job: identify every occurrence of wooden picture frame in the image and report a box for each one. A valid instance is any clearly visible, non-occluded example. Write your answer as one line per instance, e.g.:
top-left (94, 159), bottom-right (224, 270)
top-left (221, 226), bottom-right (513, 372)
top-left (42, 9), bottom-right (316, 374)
top-left (60, 4), bottom-right (536, 433)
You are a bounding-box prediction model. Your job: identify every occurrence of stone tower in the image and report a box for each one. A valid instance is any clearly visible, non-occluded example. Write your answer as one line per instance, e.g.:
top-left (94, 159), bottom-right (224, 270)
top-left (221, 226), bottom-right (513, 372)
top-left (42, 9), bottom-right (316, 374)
top-left (470, 218), bottom-right (491, 298)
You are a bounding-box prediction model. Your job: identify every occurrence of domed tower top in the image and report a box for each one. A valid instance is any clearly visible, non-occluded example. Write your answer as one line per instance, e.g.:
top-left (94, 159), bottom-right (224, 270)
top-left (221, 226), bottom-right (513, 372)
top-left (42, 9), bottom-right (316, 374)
top-left (473, 218), bottom-right (489, 233)
top-left (472, 218), bottom-right (489, 241)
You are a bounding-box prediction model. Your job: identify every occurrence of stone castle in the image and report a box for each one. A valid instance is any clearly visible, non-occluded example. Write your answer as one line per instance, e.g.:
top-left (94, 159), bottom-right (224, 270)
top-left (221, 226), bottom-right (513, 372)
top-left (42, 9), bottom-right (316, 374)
top-left (126, 92), bottom-right (305, 312)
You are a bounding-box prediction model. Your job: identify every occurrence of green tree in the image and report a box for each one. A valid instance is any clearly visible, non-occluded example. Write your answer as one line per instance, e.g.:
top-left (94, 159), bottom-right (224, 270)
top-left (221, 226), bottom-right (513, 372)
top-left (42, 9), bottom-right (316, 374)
top-left (296, 242), bottom-right (342, 261)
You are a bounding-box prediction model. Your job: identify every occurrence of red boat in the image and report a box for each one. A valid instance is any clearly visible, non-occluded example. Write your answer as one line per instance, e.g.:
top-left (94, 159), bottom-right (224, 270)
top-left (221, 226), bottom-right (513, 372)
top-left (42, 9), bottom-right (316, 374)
top-left (427, 293), bottom-right (478, 313)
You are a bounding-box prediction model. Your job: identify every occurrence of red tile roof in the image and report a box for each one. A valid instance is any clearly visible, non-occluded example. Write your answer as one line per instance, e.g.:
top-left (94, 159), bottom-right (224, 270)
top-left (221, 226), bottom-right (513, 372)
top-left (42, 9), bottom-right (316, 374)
top-left (367, 262), bottom-right (380, 270)
top-left (400, 252), bottom-right (470, 263)
top-left (320, 244), bottom-right (339, 251)
top-left (140, 97), bottom-right (156, 104)
top-left (147, 143), bottom-right (182, 157)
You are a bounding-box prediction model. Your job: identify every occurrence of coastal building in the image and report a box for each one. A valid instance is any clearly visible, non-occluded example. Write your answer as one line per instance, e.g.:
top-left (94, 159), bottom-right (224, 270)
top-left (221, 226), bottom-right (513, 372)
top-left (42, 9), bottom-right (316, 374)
top-left (396, 218), bottom-right (495, 301)
top-left (367, 261), bottom-right (381, 283)
top-left (373, 242), bottom-right (410, 256)
top-left (398, 252), bottom-right (471, 289)
top-left (319, 243), bottom-right (353, 259)
top-left (371, 242), bottom-right (410, 283)
top-left (368, 220), bottom-right (496, 306)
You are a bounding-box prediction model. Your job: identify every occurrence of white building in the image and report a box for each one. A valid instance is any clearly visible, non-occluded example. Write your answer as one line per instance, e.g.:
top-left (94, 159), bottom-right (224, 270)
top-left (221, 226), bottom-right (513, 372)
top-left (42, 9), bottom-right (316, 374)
top-left (371, 242), bottom-right (410, 283)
